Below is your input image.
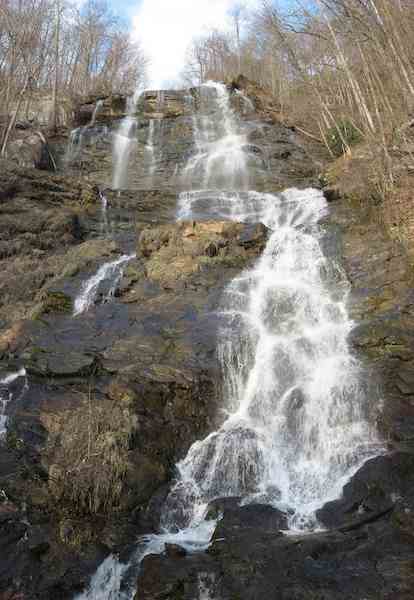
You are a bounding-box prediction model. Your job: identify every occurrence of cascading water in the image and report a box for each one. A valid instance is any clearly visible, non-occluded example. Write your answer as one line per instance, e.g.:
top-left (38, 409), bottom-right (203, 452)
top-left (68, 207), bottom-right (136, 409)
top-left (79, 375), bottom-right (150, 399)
top-left (234, 88), bottom-right (255, 114)
top-left (145, 119), bottom-right (158, 181)
top-left (76, 82), bottom-right (380, 599)
top-left (112, 89), bottom-right (144, 190)
top-left (64, 100), bottom-right (104, 165)
top-left (73, 254), bottom-right (135, 316)
top-left (0, 368), bottom-right (28, 436)
top-left (183, 82), bottom-right (249, 190)
top-left (90, 99), bottom-right (104, 127)
top-left (99, 190), bottom-right (111, 236)
top-left (173, 189), bottom-right (378, 530)
top-left (112, 115), bottom-right (136, 191)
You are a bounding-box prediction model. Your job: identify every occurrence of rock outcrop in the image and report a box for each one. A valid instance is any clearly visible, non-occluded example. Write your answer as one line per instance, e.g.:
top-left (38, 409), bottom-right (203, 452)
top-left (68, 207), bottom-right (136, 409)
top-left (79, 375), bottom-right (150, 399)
top-left (2, 78), bottom-right (414, 600)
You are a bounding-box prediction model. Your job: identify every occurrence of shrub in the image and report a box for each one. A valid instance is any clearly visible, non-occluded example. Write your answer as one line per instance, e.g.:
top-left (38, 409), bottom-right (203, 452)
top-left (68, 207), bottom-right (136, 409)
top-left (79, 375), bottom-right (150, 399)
top-left (327, 120), bottom-right (363, 157)
top-left (48, 393), bottom-right (137, 516)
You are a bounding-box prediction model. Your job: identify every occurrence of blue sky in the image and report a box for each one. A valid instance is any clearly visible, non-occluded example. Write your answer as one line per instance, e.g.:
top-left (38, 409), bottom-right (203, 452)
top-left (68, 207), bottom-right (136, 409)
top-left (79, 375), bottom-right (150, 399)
top-left (106, 0), bottom-right (263, 88)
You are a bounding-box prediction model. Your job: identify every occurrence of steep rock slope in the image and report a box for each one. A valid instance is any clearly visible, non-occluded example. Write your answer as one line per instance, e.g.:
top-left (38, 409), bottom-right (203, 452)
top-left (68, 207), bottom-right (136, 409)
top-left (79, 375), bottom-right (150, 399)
top-left (1, 81), bottom-right (413, 600)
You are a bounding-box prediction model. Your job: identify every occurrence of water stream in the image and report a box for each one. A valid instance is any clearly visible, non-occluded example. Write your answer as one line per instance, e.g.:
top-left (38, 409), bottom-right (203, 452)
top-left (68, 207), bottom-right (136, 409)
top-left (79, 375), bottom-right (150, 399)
top-left (73, 254), bottom-right (135, 316)
top-left (0, 368), bottom-right (28, 437)
top-left (99, 190), bottom-right (111, 237)
top-left (112, 90), bottom-right (144, 190)
top-left (76, 82), bottom-right (379, 599)
top-left (112, 116), bottom-right (137, 190)
top-left (64, 100), bottom-right (104, 165)
top-left (145, 120), bottom-right (156, 181)
top-left (183, 82), bottom-right (248, 190)
top-left (175, 188), bottom-right (377, 531)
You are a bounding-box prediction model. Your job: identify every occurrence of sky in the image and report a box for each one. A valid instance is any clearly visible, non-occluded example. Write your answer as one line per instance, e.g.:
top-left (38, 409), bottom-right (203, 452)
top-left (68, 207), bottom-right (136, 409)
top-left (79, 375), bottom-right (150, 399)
top-left (111, 0), bottom-right (261, 88)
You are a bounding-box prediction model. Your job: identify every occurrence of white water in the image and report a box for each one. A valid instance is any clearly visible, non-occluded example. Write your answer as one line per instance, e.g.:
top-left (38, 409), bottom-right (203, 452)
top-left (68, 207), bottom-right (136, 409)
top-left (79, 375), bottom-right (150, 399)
top-left (73, 254), bottom-right (135, 316)
top-left (112, 89), bottom-right (144, 190)
top-left (174, 188), bottom-right (379, 530)
top-left (76, 82), bottom-right (380, 598)
top-left (0, 368), bottom-right (28, 436)
top-left (234, 88), bottom-right (255, 114)
top-left (183, 82), bottom-right (248, 190)
top-left (112, 116), bottom-right (136, 190)
top-left (90, 99), bottom-right (104, 127)
top-left (64, 100), bottom-right (104, 165)
top-left (75, 518), bottom-right (216, 600)
top-left (64, 127), bottom-right (83, 165)
top-left (99, 191), bottom-right (110, 236)
top-left (145, 119), bottom-right (158, 181)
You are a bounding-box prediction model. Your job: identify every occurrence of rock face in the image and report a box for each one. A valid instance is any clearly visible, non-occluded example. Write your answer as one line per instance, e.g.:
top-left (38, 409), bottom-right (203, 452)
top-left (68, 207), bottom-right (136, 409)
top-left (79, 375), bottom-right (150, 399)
top-left (137, 220), bottom-right (268, 285)
top-left (138, 501), bottom-right (414, 600)
top-left (58, 85), bottom-right (319, 192)
top-left (0, 160), bottom-right (104, 328)
top-left (326, 177), bottom-right (414, 442)
top-left (2, 77), bottom-right (414, 600)
top-left (0, 97), bottom-right (277, 595)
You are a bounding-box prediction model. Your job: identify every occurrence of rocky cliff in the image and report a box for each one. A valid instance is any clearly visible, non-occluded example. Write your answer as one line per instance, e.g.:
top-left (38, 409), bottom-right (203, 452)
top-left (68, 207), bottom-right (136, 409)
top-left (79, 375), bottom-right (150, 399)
top-left (0, 81), bottom-right (414, 600)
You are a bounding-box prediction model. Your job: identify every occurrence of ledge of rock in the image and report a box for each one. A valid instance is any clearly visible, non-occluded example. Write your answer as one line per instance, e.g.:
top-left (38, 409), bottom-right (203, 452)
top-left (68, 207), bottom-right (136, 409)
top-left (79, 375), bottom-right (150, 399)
top-left (137, 220), bottom-right (268, 287)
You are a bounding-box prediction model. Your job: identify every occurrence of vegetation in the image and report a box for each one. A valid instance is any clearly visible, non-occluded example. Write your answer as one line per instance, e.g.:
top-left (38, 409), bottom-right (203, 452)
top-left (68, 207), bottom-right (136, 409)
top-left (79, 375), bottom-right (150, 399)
top-left (49, 388), bottom-right (137, 516)
top-left (0, 0), bottom-right (148, 150)
top-left (183, 1), bottom-right (414, 168)
top-left (326, 120), bottom-right (362, 157)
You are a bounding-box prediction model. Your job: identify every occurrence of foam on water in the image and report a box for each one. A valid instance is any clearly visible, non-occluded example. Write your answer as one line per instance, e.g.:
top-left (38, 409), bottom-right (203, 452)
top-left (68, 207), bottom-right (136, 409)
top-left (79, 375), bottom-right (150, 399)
top-left (173, 188), bottom-right (379, 530)
top-left (182, 82), bottom-right (249, 190)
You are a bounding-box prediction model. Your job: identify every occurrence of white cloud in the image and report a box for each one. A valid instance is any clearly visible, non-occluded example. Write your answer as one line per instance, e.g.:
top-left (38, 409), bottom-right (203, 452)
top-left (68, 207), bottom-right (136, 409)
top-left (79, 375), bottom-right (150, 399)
top-left (132, 0), bottom-right (257, 88)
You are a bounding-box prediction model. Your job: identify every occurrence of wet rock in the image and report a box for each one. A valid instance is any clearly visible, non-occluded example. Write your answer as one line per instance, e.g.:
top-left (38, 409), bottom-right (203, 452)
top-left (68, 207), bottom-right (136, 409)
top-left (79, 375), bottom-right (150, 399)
top-left (317, 452), bottom-right (414, 529)
top-left (164, 543), bottom-right (187, 558)
top-left (5, 78), bottom-right (414, 600)
top-left (0, 161), bottom-right (110, 327)
top-left (73, 94), bottom-right (128, 127)
top-left (237, 222), bottom-right (268, 248)
top-left (329, 186), bottom-right (414, 441)
top-left (205, 496), bottom-right (242, 520)
top-left (323, 185), bottom-right (341, 202)
top-left (140, 523), bottom-right (403, 600)
top-left (212, 504), bottom-right (287, 543)
top-left (27, 525), bottom-right (50, 556)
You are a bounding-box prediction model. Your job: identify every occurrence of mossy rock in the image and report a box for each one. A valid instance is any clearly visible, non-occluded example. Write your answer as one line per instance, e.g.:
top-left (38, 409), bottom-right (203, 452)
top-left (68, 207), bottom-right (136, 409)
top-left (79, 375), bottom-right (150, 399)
top-left (41, 291), bottom-right (73, 314)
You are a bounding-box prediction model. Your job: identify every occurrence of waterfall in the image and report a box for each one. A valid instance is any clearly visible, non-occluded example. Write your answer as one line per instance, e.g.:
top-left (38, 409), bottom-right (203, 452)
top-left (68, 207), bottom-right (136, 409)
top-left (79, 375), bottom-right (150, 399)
top-left (75, 82), bottom-right (379, 598)
top-left (145, 119), bottom-right (158, 181)
top-left (112, 90), bottom-right (143, 190)
top-left (0, 368), bottom-right (28, 437)
top-left (64, 100), bottom-right (104, 166)
top-left (112, 116), bottom-right (137, 191)
top-left (64, 127), bottom-right (83, 165)
top-left (99, 190), bottom-right (110, 236)
top-left (170, 189), bottom-right (378, 531)
top-left (234, 88), bottom-right (255, 114)
top-left (182, 82), bottom-right (248, 190)
top-left (73, 254), bottom-right (136, 316)
top-left (90, 99), bottom-right (104, 127)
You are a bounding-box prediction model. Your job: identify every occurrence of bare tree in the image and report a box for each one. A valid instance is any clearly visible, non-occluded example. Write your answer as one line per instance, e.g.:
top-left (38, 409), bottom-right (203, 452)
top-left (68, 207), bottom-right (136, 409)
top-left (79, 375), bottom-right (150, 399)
top-left (0, 0), bottom-right (148, 151)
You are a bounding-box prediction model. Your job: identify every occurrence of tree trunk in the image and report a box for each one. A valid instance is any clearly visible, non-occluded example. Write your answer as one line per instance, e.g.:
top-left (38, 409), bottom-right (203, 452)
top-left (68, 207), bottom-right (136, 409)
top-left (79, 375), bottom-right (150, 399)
top-left (51, 0), bottom-right (61, 132)
top-left (1, 77), bottom-right (29, 157)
